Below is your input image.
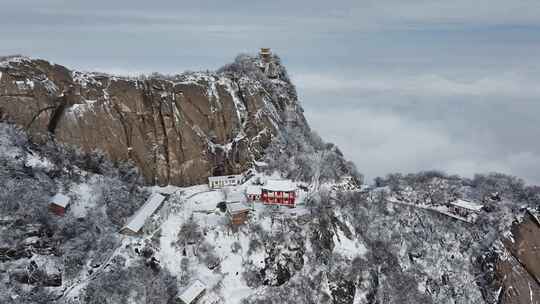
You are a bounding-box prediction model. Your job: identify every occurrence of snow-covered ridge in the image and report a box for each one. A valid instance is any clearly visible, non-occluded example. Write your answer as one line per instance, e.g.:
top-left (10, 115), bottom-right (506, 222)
top-left (0, 55), bottom-right (32, 68)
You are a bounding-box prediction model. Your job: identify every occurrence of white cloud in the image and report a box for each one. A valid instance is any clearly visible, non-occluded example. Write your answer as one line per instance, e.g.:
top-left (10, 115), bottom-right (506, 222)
top-left (305, 106), bottom-right (540, 185)
top-left (294, 72), bottom-right (540, 98)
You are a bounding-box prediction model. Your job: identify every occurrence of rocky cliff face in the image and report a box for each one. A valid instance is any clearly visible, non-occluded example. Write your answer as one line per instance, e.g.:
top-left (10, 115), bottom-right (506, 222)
top-left (0, 54), bottom-right (304, 186)
top-left (496, 211), bottom-right (540, 303)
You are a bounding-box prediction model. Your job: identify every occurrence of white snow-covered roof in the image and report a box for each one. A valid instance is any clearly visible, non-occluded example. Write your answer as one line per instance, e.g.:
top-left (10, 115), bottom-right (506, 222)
top-left (340, 175), bottom-right (353, 180)
top-left (225, 191), bottom-right (244, 203)
top-left (262, 180), bottom-right (296, 192)
top-left (254, 161), bottom-right (268, 167)
top-left (178, 280), bottom-right (206, 304)
top-left (49, 193), bottom-right (71, 208)
top-left (122, 193), bottom-right (166, 233)
top-left (226, 202), bottom-right (250, 214)
top-left (153, 185), bottom-right (181, 195)
top-left (246, 185), bottom-right (261, 195)
top-left (450, 199), bottom-right (483, 212)
top-left (208, 174), bottom-right (242, 182)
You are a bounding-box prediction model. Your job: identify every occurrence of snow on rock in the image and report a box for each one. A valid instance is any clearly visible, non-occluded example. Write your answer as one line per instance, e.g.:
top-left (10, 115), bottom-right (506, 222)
top-left (0, 55), bottom-right (31, 68)
top-left (25, 152), bottom-right (54, 171)
top-left (333, 227), bottom-right (367, 260)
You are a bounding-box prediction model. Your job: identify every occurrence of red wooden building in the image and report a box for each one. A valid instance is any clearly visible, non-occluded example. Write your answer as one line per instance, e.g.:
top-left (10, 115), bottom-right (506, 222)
top-left (261, 180), bottom-right (296, 207)
top-left (48, 193), bottom-right (71, 216)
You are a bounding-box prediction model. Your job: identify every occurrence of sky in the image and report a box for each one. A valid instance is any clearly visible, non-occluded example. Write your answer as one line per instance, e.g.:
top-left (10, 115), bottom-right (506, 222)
top-left (1, 0), bottom-right (540, 185)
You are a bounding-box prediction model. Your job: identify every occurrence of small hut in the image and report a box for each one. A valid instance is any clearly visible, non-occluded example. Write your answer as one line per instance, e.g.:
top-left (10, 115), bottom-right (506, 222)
top-left (208, 174), bottom-right (243, 189)
top-left (48, 194), bottom-right (71, 216)
top-left (449, 199), bottom-right (483, 218)
top-left (259, 48), bottom-right (272, 62)
top-left (178, 280), bottom-right (206, 304)
top-left (226, 202), bottom-right (251, 226)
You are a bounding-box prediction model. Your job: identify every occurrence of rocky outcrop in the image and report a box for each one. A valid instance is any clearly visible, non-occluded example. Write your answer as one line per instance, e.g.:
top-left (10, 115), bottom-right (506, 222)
top-left (496, 211), bottom-right (540, 304)
top-left (0, 55), bottom-right (304, 186)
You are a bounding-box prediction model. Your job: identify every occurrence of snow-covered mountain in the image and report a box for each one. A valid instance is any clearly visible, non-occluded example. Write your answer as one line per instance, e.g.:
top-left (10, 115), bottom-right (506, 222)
top-left (0, 53), bottom-right (539, 304)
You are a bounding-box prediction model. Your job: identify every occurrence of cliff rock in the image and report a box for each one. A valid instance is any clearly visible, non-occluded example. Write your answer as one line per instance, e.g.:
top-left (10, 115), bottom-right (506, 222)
top-left (497, 211), bottom-right (540, 304)
top-left (0, 54), bottom-right (304, 186)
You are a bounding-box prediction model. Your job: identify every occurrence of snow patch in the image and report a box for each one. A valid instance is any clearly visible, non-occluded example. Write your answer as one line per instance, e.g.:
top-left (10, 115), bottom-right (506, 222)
top-left (333, 227), bottom-right (367, 259)
top-left (70, 177), bottom-right (100, 217)
top-left (25, 153), bottom-right (53, 171)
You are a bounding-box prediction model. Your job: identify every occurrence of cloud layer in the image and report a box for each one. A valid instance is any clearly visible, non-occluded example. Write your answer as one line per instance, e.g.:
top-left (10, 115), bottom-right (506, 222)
top-left (294, 72), bottom-right (540, 98)
top-left (298, 71), bottom-right (540, 185)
